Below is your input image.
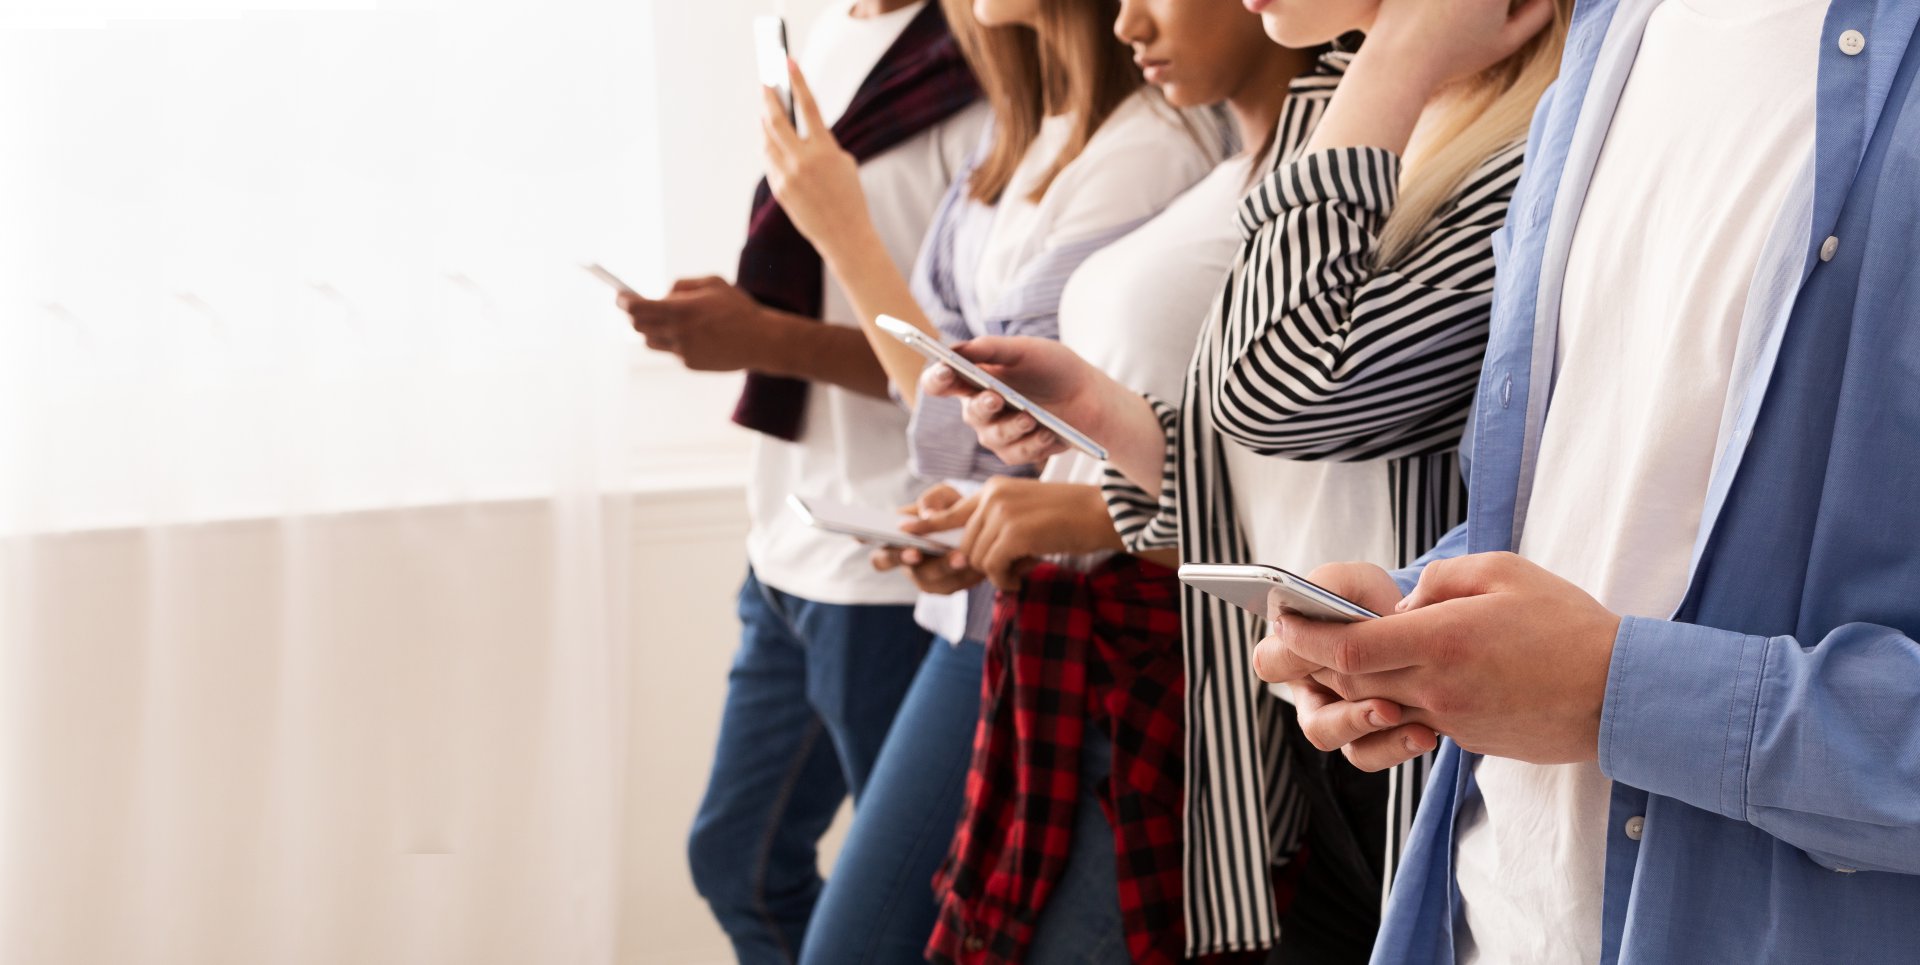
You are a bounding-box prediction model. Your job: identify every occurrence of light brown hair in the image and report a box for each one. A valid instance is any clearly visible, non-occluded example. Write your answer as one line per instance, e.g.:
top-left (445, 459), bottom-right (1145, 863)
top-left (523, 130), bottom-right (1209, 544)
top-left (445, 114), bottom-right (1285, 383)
top-left (942, 0), bottom-right (1145, 205)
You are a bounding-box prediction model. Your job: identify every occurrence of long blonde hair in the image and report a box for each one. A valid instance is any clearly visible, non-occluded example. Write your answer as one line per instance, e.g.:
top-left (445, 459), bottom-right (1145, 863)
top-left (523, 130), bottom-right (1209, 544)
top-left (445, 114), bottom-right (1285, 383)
top-left (1377, 1), bottom-right (1572, 264)
top-left (941, 0), bottom-right (1144, 205)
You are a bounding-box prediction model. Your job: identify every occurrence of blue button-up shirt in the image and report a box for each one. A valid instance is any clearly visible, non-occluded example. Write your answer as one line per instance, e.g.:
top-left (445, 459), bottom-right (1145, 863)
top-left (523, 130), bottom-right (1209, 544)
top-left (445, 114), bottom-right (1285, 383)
top-left (1375, 1), bottom-right (1920, 962)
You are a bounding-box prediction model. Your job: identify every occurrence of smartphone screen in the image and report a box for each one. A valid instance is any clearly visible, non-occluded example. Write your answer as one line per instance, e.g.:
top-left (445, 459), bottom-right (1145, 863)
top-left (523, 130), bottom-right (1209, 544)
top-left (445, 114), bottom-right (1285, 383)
top-left (754, 16), bottom-right (795, 126)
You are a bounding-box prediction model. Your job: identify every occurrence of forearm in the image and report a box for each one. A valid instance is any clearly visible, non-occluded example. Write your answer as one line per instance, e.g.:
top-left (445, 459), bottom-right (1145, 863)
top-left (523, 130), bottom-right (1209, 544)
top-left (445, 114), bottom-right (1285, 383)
top-left (818, 224), bottom-right (940, 406)
top-left (1100, 395), bottom-right (1181, 554)
top-left (751, 309), bottom-right (890, 399)
top-left (1301, 37), bottom-right (1435, 158)
top-left (1602, 618), bottom-right (1920, 874)
top-left (1091, 377), bottom-right (1177, 497)
top-left (1212, 145), bottom-right (1505, 463)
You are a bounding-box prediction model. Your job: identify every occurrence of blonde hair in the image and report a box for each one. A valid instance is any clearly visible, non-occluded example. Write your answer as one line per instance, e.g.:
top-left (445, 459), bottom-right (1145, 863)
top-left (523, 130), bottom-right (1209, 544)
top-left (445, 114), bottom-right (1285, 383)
top-left (1378, 1), bottom-right (1572, 264)
top-left (941, 0), bottom-right (1143, 205)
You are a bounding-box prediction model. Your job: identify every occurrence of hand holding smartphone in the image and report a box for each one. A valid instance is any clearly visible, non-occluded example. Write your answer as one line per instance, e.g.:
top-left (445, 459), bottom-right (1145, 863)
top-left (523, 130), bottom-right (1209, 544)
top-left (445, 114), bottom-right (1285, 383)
top-left (874, 316), bottom-right (1110, 462)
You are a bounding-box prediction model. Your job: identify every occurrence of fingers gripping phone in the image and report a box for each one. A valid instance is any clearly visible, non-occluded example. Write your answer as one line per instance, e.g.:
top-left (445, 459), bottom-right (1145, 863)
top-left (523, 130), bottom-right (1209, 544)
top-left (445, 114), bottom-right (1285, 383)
top-left (873, 315), bottom-right (1110, 462)
top-left (1177, 563), bottom-right (1379, 624)
top-left (755, 16), bottom-right (795, 126)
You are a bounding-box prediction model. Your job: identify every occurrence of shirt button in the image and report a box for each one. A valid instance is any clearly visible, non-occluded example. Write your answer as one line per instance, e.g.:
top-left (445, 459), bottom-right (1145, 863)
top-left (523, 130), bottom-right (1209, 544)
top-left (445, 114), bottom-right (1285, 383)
top-left (1624, 815), bottom-right (1646, 841)
top-left (1840, 29), bottom-right (1866, 56)
top-left (1820, 235), bottom-right (1840, 262)
top-left (1500, 373), bottom-right (1514, 409)
top-left (964, 935), bottom-right (986, 952)
top-left (1836, 867), bottom-right (1859, 874)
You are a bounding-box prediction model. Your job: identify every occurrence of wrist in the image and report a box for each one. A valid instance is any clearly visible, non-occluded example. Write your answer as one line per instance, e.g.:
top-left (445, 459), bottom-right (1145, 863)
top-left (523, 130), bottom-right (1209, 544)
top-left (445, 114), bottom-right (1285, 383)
top-left (1083, 370), bottom-right (1147, 450)
top-left (1352, 29), bottom-right (1449, 94)
top-left (1073, 485), bottom-right (1127, 552)
top-left (815, 217), bottom-right (885, 275)
top-left (743, 307), bottom-right (797, 374)
top-left (1344, 31), bottom-right (1443, 109)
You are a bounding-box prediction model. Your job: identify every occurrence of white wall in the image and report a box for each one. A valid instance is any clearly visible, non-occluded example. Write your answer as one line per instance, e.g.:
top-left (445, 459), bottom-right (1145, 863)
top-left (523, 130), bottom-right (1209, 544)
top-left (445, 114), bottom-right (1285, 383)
top-left (1, 488), bottom-right (806, 964)
top-left (623, 487), bottom-right (757, 963)
top-left (648, 0), bottom-right (847, 279)
top-left (0, 3), bottom-right (865, 961)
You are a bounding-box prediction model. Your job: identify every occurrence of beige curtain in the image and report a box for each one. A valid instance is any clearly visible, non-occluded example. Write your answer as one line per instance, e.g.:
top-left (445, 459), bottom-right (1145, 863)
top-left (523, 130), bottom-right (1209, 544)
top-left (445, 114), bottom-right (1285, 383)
top-left (0, 5), bottom-right (659, 962)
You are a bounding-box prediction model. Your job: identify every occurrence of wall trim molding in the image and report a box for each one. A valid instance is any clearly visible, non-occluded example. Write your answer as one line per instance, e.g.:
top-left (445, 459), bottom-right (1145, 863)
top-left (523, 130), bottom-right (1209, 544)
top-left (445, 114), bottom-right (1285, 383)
top-left (628, 484), bottom-right (747, 548)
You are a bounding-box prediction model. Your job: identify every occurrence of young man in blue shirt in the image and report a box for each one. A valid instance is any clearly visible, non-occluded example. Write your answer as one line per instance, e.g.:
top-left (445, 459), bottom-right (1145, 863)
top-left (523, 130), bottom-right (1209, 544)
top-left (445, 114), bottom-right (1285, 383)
top-left (1257, 1), bottom-right (1920, 962)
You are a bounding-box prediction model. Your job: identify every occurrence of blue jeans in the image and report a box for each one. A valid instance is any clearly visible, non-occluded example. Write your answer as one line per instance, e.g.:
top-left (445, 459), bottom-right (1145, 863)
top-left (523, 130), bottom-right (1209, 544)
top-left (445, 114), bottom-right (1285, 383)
top-left (799, 636), bottom-right (983, 964)
top-left (801, 640), bottom-right (1129, 964)
top-left (687, 570), bottom-right (932, 965)
top-left (1024, 729), bottom-right (1129, 965)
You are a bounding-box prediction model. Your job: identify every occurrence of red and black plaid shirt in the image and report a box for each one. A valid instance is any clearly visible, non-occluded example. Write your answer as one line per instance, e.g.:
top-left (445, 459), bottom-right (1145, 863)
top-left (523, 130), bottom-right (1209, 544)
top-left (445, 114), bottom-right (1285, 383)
top-left (927, 556), bottom-right (1187, 964)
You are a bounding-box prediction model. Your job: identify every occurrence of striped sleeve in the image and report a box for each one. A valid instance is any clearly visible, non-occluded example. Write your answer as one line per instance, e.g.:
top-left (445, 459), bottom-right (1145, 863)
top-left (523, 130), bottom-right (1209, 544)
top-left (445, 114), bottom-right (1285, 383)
top-left (1210, 142), bottom-right (1524, 463)
top-left (1101, 394), bottom-right (1181, 552)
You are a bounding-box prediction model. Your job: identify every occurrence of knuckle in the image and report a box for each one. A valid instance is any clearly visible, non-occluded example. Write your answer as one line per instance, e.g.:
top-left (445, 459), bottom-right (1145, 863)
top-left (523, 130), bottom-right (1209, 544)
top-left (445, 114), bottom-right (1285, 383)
top-left (1300, 716), bottom-right (1341, 753)
top-left (1329, 637), bottom-right (1365, 676)
top-left (1340, 744), bottom-right (1375, 771)
top-left (1321, 671), bottom-right (1359, 700)
top-left (1350, 702), bottom-right (1380, 732)
top-left (1253, 642), bottom-right (1286, 683)
top-left (1347, 746), bottom-right (1393, 773)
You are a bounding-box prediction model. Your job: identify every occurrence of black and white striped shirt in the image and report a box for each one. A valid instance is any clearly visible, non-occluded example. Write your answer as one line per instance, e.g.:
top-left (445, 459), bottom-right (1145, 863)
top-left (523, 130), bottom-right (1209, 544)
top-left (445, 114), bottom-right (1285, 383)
top-left (1103, 54), bottom-right (1527, 956)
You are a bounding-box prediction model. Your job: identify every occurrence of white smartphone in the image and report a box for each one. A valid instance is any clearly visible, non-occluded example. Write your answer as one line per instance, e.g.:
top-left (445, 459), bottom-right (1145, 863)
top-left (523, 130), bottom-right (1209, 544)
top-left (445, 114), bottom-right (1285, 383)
top-left (754, 16), bottom-right (795, 127)
top-left (582, 263), bottom-right (638, 296)
top-left (873, 315), bottom-right (1110, 462)
top-left (1177, 563), bottom-right (1379, 624)
top-left (787, 494), bottom-right (960, 554)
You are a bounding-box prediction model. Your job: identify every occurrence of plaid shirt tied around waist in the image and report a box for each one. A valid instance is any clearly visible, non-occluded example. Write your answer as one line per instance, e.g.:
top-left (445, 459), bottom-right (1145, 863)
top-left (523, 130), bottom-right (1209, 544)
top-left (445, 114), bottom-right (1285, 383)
top-left (928, 556), bottom-right (1185, 965)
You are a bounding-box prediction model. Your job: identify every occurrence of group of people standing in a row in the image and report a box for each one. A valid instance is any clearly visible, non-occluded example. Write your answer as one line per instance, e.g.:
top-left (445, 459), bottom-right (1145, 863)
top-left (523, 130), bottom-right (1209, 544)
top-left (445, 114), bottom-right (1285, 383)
top-left (620, 0), bottom-right (1920, 962)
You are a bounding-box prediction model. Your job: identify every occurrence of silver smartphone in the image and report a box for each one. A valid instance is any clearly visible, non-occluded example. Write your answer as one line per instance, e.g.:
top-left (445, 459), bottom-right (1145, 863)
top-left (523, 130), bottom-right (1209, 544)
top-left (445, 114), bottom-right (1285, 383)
top-left (754, 16), bottom-right (795, 127)
top-left (582, 262), bottom-right (638, 296)
top-left (874, 315), bottom-right (1110, 462)
top-left (787, 494), bottom-right (959, 554)
top-left (1177, 563), bottom-right (1379, 623)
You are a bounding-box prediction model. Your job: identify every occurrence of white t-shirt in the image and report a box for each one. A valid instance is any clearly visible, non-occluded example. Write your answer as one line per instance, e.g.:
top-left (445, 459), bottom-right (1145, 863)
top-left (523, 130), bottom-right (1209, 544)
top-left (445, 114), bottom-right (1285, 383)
top-left (974, 98), bottom-right (1225, 311)
top-left (744, 2), bottom-right (991, 606)
top-left (1223, 449), bottom-right (1399, 577)
top-left (1453, 2), bottom-right (1828, 962)
top-left (1041, 153), bottom-right (1263, 568)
